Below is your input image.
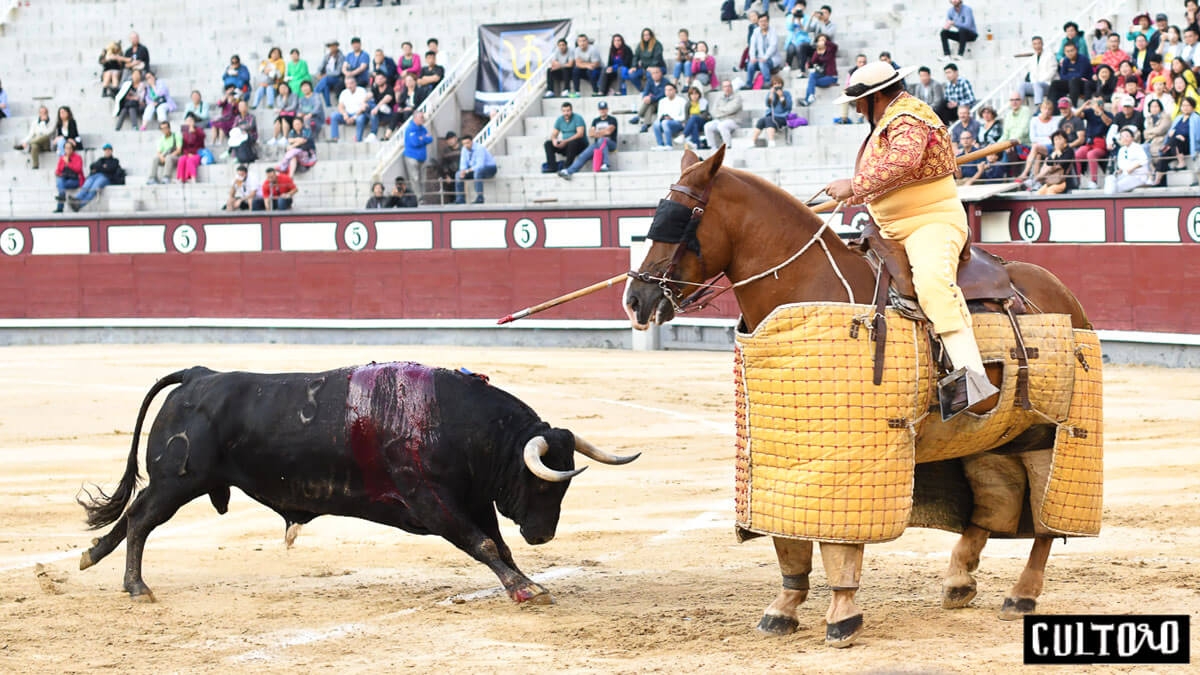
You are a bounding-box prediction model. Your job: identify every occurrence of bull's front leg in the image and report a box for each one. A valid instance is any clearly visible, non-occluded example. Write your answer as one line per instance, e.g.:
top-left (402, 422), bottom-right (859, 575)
top-left (757, 538), bottom-right (813, 635)
top-left (447, 506), bottom-right (553, 605)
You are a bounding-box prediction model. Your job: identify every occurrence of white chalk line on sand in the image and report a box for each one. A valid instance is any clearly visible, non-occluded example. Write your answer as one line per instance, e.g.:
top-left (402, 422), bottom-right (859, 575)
top-left (590, 398), bottom-right (734, 435)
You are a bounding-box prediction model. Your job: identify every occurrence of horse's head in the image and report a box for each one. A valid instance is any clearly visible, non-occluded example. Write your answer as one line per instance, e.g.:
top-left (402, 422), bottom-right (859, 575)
top-left (625, 146), bottom-right (730, 329)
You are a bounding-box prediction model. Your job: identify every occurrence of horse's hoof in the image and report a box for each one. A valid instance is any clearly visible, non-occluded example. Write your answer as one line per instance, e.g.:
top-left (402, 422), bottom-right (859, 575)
top-left (998, 596), bottom-right (1036, 621)
top-left (825, 614), bottom-right (863, 648)
top-left (756, 612), bottom-right (800, 636)
top-left (941, 574), bottom-right (977, 609)
top-left (79, 551), bottom-right (94, 571)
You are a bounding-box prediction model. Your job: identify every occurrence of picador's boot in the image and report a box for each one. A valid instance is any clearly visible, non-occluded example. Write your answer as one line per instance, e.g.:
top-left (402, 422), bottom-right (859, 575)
top-left (937, 328), bottom-right (1000, 421)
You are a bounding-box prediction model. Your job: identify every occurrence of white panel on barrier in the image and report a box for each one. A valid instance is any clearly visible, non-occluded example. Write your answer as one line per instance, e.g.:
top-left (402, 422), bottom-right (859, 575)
top-left (544, 217), bottom-right (602, 248)
top-left (1047, 209), bottom-right (1107, 242)
top-left (375, 220), bottom-right (434, 250)
top-left (279, 221), bottom-right (338, 251)
top-left (30, 226), bottom-right (90, 255)
top-left (1122, 208), bottom-right (1181, 242)
top-left (107, 225), bottom-right (166, 254)
top-left (450, 219), bottom-right (508, 249)
top-left (980, 211), bottom-right (1012, 243)
top-left (203, 223), bottom-right (263, 252)
top-left (618, 217), bottom-right (652, 247)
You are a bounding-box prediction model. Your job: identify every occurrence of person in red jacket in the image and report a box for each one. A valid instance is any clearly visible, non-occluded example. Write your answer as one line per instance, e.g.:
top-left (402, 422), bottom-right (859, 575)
top-left (252, 167), bottom-right (297, 211)
top-left (54, 139), bottom-right (85, 213)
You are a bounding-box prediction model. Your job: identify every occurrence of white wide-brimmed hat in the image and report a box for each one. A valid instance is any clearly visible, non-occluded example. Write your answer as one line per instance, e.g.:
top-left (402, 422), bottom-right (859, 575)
top-left (833, 62), bottom-right (919, 104)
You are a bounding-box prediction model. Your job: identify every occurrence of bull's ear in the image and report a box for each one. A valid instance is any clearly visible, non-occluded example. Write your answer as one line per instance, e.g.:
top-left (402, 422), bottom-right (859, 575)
top-left (680, 148), bottom-right (701, 170)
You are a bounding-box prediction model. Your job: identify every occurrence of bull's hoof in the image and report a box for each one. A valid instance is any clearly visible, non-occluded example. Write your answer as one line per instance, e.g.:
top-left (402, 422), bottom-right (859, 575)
top-left (79, 551), bottom-right (94, 571)
top-left (825, 614), bottom-right (863, 648)
top-left (756, 612), bottom-right (800, 636)
top-left (941, 574), bottom-right (978, 609)
top-left (510, 583), bottom-right (554, 605)
top-left (998, 596), bottom-right (1036, 621)
top-left (129, 591), bottom-right (157, 603)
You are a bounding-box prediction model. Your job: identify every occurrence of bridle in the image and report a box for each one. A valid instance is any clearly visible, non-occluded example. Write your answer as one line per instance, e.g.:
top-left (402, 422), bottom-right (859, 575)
top-left (627, 178), bottom-right (855, 315)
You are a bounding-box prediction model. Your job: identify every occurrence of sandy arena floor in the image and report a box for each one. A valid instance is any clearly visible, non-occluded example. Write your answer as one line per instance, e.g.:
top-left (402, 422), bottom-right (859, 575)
top-left (0, 344), bottom-right (1196, 674)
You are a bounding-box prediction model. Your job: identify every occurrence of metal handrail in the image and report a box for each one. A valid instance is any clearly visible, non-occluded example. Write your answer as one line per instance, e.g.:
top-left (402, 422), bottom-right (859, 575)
top-left (474, 61), bottom-right (550, 150)
top-left (369, 40), bottom-right (479, 182)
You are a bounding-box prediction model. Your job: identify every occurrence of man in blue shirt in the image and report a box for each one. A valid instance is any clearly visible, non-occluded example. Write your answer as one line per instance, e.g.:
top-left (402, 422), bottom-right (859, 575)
top-left (402, 111), bottom-right (434, 203)
top-left (343, 38), bottom-right (372, 87)
top-left (455, 135), bottom-right (497, 204)
top-left (630, 67), bottom-right (667, 133)
top-left (940, 0), bottom-right (978, 57)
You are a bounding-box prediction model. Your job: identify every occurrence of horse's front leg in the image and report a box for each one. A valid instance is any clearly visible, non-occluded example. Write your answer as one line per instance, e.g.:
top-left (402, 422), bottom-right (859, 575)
top-left (757, 537), bottom-right (813, 635)
top-left (943, 524), bottom-right (990, 608)
top-left (820, 542), bottom-right (864, 648)
top-left (1000, 536), bottom-right (1053, 619)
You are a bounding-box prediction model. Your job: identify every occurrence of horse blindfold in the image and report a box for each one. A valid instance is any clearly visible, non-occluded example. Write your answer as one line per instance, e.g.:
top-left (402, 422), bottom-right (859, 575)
top-left (647, 199), bottom-right (702, 254)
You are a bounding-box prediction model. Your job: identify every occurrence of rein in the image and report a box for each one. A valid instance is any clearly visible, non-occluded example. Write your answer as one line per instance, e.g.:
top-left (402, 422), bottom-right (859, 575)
top-left (628, 182), bottom-right (856, 314)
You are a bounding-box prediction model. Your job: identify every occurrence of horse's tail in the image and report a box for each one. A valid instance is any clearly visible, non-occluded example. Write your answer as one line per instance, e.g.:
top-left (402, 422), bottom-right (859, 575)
top-left (77, 367), bottom-right (209, 530)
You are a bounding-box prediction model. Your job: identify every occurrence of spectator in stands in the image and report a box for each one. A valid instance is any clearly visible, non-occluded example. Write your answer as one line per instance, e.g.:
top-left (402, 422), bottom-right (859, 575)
top-left (1145, 99), bottom-right (1174, 183)
top-left (120, 32), bottom-right (149, 76)
top-left (1131, 35), bottom-right (1154, 81)
top-left (403, 110), bottom-right (433, 201)
top-left (454, 134), bottom-right (497, 204)
top-left (1165, 96), bottom-right (1199, 168)
top-left (1031, 131), bottom-right (1076, 194)
top-left (296, 80), bottom-right (325, 139)
top-left (389, 176), bottom-right (419, 207)
top-left (222, 55), bottom-right (251, 94)
top-left (1187, 2), bottom-right (1200, 32)
top-left (544, 101), bottom-right (588, 167)
top-left (624, 28), bottom-right (666, 93)
top-left (1145, 74), bottom-right (1175, 114)
top-left (53, 140), bottom-right (84, 213)
top-left (948, 105), bottom-right (979, 151)
top-left (330, 75), bottom-right (371, 142)
top-left (278, 117), bottom-right (318, 176)
top-left (743, 15), bottom-right (781, 90)
top-left (1015, 99), bottom-right (1059, 181)
top-left (999, 91), bottom-right (1032, 170)
top-left (1158, 26), bottom-right (1184, 64)
top-left (1178, 27), bottom-right (1200, 66)
top-left (959, 150), bottom-right (1007, 185)
top-left (1056, 98), bottom-right (1086, 161)
top-left (343, 38), bottom-right (372, 88)
top-left (415, 51), bottom-right (444, 106)
top-left (1170, 57), bottom-right (1199, 93)
top-left (225, 165), bottom-right (252, 210)
top-left (600, 34), bottom-right (635, 95)
top-left (1108, 126), bottom-right (1151, 192)
top-left (290, 0), bottom-right (326, 8)
top-left (955, 132), bottom-right (982, 183)
top-left (1019, 36), bottom-right (1057, 106)
top-left (184, 90), bottom-right (211, 129)
top-left (68, 143), bottom-right (124, 212)
top-left (252, 47), bottom-right (285, 110)
top-left (140, 72), bottom-right (176, 129)
top-left (388, 74), bottom-right (418, 137)
top-left (785, 8), bottom-right (812, 70)
top-left (1091, 20), bottom-right (1114, 61)
top-left (1058, 22), bottom-right (1089, 62)
top-left (315, 41), bottom-right (346, 106)
top-left (976, 104), bottom-right (1002, 144)
top-left (940, 0), bottom-right (978, 58)
top-left (679, 86), bottom-right (711, 149)
top-left (879, 51), bottom-right (901, 70)
top-left (1126, 14), bottom-right (1159, 53)
top-left (366, 182), bottom-right (390, 209)
top-left (209, 86), bottom-right (239, 143)
top-left (270, 82), bottom-right (299, 145)
top-left (1111, 94), bottom-right (1144, 136)
top-left (1099, 34), bottom-right (1130, 72)
top-left (800, 34), bottom-right (837, 106)
top-left (1075, 97), bottom-right (1111, 188)
top-left (1049, 42), bottom-right (1093, 107)
top-left (176, 113), bottom-right (207, 183)
top-left (672, 29), bottom-right (696, 85)
top-left (750, 76), bottom-right (791, 148)
top-left (686, 41), bottom-right (716, 89)
top-left (547, 39), bottom-right (574, 98)
top-left (908, 66), bottom-right (945, 110)
top-left (114, 70), bottom-right (146, 132)
top-left (1144, 55), bottom-right (1167, 93)
top-left (427, 38), bottom-right (440, 57)
top-left (99, 42), bottom-right (124, 97)
top-left (230, 99), bottom-right (259, 164)
top-left (572, 34), bottom-right (603, 96)
top-left (1116, 60), bottom-right (1144, 91)
top-left (52, 106), bottom-right (81, 156)
top-left (366, 73), bottom-right (395, 141)
top-left (436, 132), bottom-right (462, 202)
top-left (1120, 78), bottom-right (1146, 111)
top-left (1154, 13), bottom-right (1172, 48)
top-left (705, 80), bottom-right (744, 148)
top-left (147, 120), bottom-right (182, 185)
top-left (559, 100), bottom-right (618, 178)
top-left (630, 66), bottom-right (668, 132)
top-left (937, 63), bottom-right (975, 124)
top-left (397, 42), bottom-right (421, 80)
top-left (286, 49), bottom-right (312, 95)
top-left (796, 5), bottom-right (835, 67)
top-left (1092, 64), bottom-right (1117, 101)
top-left (252, 167), bottom-right (297, 211)
top-left (834, 54), bottom-right (869, 124)
top-left (371, 48), bottom-right (398, 89)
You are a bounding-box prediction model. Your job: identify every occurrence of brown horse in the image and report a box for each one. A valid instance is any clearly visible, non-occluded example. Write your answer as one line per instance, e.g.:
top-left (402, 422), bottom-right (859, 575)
top-left (624, 147), bottom-right (1092, 647)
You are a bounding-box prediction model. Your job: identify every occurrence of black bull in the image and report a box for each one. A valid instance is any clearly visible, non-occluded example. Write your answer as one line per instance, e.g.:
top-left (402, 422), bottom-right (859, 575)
top-left (78, 362), bottom-right (638, 604)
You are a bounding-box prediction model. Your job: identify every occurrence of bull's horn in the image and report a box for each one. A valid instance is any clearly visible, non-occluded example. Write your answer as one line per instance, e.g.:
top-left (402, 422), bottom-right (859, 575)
top-left (523, 436), bottom-right (586, 483)
top-left (574, 436), bottom-right (641, 465)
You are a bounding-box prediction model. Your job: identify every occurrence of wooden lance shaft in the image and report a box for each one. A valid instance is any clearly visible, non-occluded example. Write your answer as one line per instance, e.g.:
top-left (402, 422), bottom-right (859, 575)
top-left (498, 139), bottom-right (1018, 323)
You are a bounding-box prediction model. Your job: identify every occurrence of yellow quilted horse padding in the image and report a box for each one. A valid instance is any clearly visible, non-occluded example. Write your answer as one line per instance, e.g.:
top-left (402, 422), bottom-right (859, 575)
top-left (733, 302), bottom-right (1101, 543)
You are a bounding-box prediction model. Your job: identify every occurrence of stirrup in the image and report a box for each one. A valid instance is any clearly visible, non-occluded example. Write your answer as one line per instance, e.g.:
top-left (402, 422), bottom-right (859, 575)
top-left (937, 367), bottom-right (999, 422)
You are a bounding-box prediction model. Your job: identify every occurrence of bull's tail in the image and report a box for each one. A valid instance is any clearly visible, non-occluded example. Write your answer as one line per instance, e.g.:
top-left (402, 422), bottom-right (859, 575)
top-left (77, 367), bottom-right (209, 530)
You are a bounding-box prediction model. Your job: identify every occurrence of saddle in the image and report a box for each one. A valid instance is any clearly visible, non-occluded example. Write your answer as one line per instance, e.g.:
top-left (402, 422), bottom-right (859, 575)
top-left (849, 222), bottom-right (1035, 413)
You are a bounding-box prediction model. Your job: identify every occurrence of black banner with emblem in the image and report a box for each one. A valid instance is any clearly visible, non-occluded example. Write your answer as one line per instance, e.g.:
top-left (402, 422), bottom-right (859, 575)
top-left (475, 19), bottom-right (572, 116)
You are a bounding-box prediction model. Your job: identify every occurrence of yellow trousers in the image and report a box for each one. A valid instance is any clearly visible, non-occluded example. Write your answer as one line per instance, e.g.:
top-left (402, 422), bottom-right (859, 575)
top-left (895, 222), bottom-right (972, 334)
